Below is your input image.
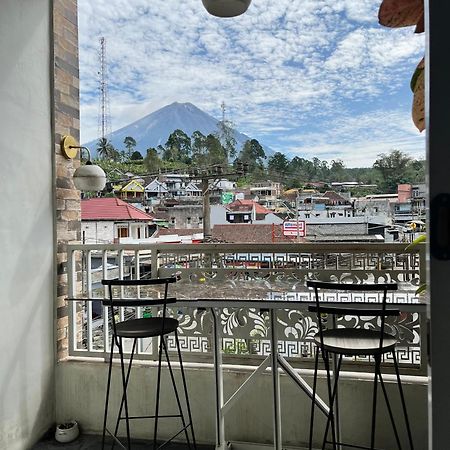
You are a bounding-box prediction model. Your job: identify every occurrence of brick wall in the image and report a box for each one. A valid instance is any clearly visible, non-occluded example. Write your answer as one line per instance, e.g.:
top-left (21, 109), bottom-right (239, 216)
top-left (53, 0), bottom-right (80, 360)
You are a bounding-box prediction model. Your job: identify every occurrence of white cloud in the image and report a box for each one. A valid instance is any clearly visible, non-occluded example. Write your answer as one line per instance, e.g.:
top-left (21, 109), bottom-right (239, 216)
top-left (78, 0), bottom-right (425, 166)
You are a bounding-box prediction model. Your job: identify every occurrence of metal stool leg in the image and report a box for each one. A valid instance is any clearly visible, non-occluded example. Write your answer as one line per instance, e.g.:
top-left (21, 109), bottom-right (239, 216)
top-left (102, 339), bottom-right (115, 449)
top-left (393, 351), bottom-right (414, 450)
top-left (370, 355), bottom-right (381, 450)
top-left (153, 334), bottom-right (165, 450)
top-left (162, 336), bottom-right (191, 449)
top-left (116, 338), bottom-right (131, 449)
top-left (322, 351), bottom-right (338, 450)
top-left (309, 347), bottom-right (320, 450)
top-left (378, 370), bottom-right (402, 449)
top-left (112, 338), bottom-right (138, 448)
top-left (175, 330), bottom-right (197, 449)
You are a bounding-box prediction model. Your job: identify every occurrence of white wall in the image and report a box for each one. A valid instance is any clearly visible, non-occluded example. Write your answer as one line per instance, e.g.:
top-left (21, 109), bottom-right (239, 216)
top-left (56, 362), bottom-right (428, 449)
top-left (82, 221), bottom-right (115, 244)
top-left (0, 1), bottom-right (55, 448)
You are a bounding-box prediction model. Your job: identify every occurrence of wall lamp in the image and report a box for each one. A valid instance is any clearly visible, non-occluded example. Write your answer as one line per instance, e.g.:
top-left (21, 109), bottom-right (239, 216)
top-left (201, 0), bottom-right (252, 17)
top-left (61, 135), bottom-right (106, 192)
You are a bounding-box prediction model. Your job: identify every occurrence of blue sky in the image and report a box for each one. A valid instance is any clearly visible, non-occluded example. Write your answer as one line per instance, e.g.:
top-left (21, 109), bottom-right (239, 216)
top-left (78, 0), bottom-right (425, 167)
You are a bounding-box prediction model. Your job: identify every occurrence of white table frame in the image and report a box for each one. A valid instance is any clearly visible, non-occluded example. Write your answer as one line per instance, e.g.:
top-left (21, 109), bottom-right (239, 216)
top-left (175, 297), bottom-right (425, 450)
top-left (68, 295), bottom-right (425, 450)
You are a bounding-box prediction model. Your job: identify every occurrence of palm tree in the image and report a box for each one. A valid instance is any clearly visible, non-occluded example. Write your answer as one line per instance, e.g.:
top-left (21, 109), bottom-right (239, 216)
top-left (97, 137), bottom-right (111, 159)
top-left (96, 137), bottom-right (119, 160)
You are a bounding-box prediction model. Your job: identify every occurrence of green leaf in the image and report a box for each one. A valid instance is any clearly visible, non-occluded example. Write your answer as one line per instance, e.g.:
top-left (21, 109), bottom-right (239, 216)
top-left (405, 234), bottom-right (426, 251)
top-left (415, 283), bottom-right (427, 295)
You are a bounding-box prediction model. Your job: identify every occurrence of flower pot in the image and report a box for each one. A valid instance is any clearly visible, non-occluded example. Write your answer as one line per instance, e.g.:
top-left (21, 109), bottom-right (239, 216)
top-left (55, 421), bottom-right (79, 444)
top-left (201, 0), bottom-right (252, 17)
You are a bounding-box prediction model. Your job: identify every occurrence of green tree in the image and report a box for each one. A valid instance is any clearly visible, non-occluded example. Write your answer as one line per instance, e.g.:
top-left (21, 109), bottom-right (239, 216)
top-left (191, 130), bottom-right (208, 166)
top-left (373, 149), bottom-right (413, 192)
top-left (205, 133), bottom-right (227, 165)
top-left (238, 139), bottom-right (266, 177)
top-left (96, 137), bottom-right (117, 160)
top-left (330, 159), bottom-right (346, 182)
top-left (130, 150), bottom-right (143, 161)
top-left (288, 157), bottom-right (314, 184)
top-left (268, 152), bottom-right (289, 178)
top-left (123, 136), bottom-right (137, 159)
top-left (163, 129), bottom-right (191, 163)
top-left (144, 147), bottom-right (161, 171)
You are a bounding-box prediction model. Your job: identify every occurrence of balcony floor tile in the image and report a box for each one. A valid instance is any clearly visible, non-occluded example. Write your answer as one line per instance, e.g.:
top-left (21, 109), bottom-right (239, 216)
top-left (32, 434), bottom-right (211, 450)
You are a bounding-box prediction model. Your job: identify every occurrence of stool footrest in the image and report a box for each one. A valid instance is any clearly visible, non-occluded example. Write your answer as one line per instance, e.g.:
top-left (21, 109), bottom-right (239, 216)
top-left (156, 423), bottom-right (193, 450)
top-left (118, 413), bottom-right (183, 420)
top-left (104, 427), bottom-right (127, 449)
top-left (104, 423), bottom-right (193, 450)
top-left (325, 440), bottom-right (385, 450)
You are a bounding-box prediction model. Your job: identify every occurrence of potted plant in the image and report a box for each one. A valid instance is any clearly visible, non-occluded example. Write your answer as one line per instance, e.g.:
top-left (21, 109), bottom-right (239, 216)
top-left (55, 420), bottom-right (79, 443)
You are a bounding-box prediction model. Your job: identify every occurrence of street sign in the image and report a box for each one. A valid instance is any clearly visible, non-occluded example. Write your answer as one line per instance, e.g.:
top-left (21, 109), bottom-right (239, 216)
top-left (221, 192), bottom-right (234, 205)
top-left (283, 220), bottom-right (306, 237)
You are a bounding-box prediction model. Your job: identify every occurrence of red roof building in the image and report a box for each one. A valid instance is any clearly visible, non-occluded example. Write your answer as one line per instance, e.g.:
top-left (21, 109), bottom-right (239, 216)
top-left (81, 197), bottom-right (154, 221)
top-left (81, 198), bottom-right (154, 243)
top-left (225, 199), bottom-right (274, 224)
top-left (227, 199), bottom-right (272, 215)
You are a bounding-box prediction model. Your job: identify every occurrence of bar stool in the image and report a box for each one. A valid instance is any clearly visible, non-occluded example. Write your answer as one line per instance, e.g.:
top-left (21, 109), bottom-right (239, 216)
top-left (101, 277), bottom-right (196, 450)
top-left (306, 280), bottom-right (414, 450)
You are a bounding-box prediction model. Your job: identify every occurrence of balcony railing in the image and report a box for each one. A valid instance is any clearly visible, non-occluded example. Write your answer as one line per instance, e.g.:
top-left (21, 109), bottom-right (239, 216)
top-left (67, 242), bottom-right (426, 375)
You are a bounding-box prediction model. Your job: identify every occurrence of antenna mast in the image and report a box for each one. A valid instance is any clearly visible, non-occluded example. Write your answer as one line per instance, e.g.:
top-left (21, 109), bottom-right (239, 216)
top-left (98, 37), bottom-right (111, 140)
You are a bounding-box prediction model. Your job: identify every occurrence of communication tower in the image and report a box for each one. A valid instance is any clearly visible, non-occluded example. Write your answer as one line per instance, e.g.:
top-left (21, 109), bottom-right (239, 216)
top-left (98, 37), bottom-right (111, 140)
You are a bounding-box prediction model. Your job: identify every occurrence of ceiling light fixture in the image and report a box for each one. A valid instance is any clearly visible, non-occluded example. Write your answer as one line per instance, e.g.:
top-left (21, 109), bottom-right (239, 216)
top-left (61, 135), bottom-right (107, 192)
top-left (201, 0), bottom-right (252, 18)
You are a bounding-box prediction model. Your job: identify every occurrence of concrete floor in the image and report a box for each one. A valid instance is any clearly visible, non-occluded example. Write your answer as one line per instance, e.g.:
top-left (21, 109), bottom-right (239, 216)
top-left (32, 433), bottom-right (210, 450)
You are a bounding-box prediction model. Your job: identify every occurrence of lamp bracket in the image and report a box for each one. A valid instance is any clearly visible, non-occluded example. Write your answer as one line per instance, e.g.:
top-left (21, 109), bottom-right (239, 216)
top-left (61, 135), bottom-right (92, 161)
top-left (61, 135), bottom-right (79, 159)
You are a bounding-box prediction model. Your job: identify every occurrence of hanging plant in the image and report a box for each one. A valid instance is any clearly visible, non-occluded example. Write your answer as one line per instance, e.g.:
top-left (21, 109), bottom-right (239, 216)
top-left (378, 0), bottom-right (424, 31)
top-left (378, 0), bottom-right (425, 132)
top-left (411, 57), bottom-right (425, 132)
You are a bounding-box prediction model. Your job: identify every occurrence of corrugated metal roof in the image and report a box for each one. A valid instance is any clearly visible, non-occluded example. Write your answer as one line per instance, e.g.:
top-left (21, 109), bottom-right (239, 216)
top-left (81, 197), bottom-right (154, 221)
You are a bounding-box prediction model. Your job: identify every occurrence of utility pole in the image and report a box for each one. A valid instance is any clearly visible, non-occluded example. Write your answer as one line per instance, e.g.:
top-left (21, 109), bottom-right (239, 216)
top-left (296, 190), bottom-right (300, 242)
top-left (201, 178), bottom-right (211, 239)
top-left (189, 163), bottom-right (248, 241)
top-left (106, 163), bottom-right (248, 241)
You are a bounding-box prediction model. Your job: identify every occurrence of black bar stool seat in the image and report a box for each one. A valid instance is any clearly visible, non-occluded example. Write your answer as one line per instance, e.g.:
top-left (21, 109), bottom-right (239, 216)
top-left (115, 317), bottom-right (179, 339)
top-left (315, 329), bottom-right (397, 356)
top-left (101, 277), bottom-right (196, 450)
top-left (306, 279), bottom-right (414, 450)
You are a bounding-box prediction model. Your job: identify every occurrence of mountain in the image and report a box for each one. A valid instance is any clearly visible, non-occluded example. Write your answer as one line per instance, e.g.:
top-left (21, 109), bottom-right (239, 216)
top-left (84, 102), bottom-right (272, 157)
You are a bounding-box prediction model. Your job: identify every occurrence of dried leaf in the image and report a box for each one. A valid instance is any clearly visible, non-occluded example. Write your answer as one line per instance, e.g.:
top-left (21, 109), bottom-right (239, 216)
top-left (410, 57), bottom-right (425, 92)
top-left (414, 12), bottom-right (424, 33)
top-left (412, 66), bottom-right (425, 132)
top-left (378, 0), bottom-right (423, 28)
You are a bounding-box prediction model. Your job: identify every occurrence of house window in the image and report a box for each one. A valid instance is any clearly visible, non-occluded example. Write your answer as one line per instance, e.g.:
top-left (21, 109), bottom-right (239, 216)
top-left (187, 217), bottom-right (191, 225)
top-left (117, 226), bottom-right (128, 238)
